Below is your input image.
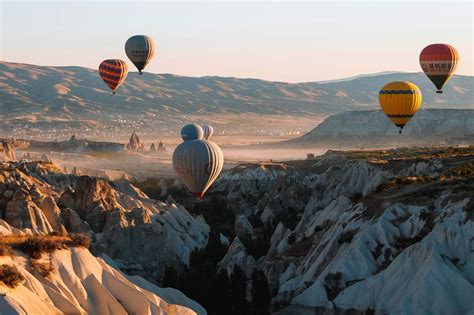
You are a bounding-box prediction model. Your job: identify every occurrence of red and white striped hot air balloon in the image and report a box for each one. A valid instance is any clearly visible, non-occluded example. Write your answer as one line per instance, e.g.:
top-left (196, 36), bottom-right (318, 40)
top-left (419, 44), bottom-right (459, 94)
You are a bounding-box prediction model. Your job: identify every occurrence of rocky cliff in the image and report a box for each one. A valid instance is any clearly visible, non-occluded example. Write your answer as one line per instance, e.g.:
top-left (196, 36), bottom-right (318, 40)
top-left (0, 221), bottom-right (204, 315)
top-left (0, 160), bottom-right (209, 314)
top-left (292, 109), bottom-right (474, 147)
top-left (210, 146), bottom-right (474, 314)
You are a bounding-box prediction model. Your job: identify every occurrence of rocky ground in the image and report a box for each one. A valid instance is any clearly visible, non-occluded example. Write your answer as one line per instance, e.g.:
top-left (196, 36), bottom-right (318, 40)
top-left (0, 146), bottom-right (473, 314)
top-left (0, 160), bottom-right (208, 314)
top-left (209, 146), bottom-right (474, 314)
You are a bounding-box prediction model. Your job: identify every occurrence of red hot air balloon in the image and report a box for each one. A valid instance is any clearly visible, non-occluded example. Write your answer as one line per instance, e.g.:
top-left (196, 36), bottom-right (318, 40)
top-left (99, 59), bottom-right (128, 94)
top-left (419, 44), bottom-right (459, 94)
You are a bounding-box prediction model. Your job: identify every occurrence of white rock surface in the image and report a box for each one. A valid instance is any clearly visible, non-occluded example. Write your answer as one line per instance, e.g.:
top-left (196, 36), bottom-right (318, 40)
top-left (218, 237), bottom-right (257, 278)
top-left (0, 222), bottom-right (205, 315)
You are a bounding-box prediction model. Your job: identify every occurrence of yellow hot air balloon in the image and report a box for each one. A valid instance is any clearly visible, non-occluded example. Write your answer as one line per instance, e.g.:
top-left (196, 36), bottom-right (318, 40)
top-left (379, 82), bottom-right (422, 134)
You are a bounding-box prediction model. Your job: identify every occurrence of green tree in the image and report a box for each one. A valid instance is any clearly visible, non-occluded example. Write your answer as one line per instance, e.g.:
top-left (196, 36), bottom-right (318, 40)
top-left (162, 266), bottom-right (178, 288)
top-left (229, 265), bottom-right (249, 315)
top-left (250, 269), bottom-right (271, 315)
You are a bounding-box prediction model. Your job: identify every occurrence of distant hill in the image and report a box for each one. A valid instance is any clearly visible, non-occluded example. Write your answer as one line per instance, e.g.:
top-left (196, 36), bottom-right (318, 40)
top-left (0, 61), bottom-right (472, 138)
top-left (314, 71), bottom-right (403, 84)
top-left (290, 109), bottom-right (474, 147)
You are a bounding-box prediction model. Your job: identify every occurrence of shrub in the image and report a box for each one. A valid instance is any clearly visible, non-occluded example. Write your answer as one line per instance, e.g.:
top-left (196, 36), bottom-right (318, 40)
top-left (14, 238), bottom-right (65, 259)
top-left (324, 272), bottom-right (344, 301)
top-left (287, 232), bottom-right (296, 244)
top-left (67, 234), bottom-right (91, 248)
top-left (450, 162), bottom-right (473, 177)
top-left (0, 264), bottom-right (25, 288)
top-left (11, 234), bottom-right (91, 259)
top-left (0, 244), bottom-right (13, 257)
top-left (48, 231), bottom-right (65, 237)
top-left (338, 229), bottom-right (359, 245)
top-left (30, 260), bottom-right (55, 278)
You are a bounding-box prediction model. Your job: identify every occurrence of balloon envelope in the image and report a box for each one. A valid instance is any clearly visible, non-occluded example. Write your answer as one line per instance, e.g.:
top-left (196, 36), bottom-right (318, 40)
top-left (203, 125), bottom-right (214, 140)
top-left (379, 81), bottom-right (422, 133)
top-left (125, 35), bottom-right (155, 74)
top-left (173, 139), bottom-right (224, 199)
top-left (181, 124), bottom-right (204, 141)
top-left (419, 43), bottom-right (458, 93)
top-left (99, 59), bottom-right (128, 94)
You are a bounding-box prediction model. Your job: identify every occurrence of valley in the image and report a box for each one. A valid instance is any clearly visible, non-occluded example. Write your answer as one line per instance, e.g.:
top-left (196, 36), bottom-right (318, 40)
top-left (0, 145), bottom-right (472, 314)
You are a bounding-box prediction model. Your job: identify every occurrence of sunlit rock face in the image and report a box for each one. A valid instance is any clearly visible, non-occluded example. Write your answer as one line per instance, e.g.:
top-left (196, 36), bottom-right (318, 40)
top-left (0, 220), bottom-right (205, 315)
top-left (0, 161), bottom-right (210, 281)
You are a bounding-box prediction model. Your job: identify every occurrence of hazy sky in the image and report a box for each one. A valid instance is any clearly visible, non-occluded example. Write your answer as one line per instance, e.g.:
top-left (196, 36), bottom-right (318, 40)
top-left (1, 1), bottom-right (472, 82)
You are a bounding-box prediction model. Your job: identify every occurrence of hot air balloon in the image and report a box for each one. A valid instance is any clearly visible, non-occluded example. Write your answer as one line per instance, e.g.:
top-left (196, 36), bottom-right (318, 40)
top-left (173, 124), bottom-right (224, 199)
top-left (99, 59), bottom-right (128, 94)
top-left (203, 125), bottom-right (214, 140)
top-left (419, 44), bottom-right (459, 94)
top-left (379, 81), bottom-right (422, 134)
top-left (125, 35), bottom-right (155, 74)
top-left (181, 124), bottom-right (204, 141)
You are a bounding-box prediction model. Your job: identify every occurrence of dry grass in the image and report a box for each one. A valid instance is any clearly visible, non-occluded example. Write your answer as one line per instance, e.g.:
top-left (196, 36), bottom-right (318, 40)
top-left (0, 264), bottom-right (25, 288)
top-left (14, 238), bottom-right (68, 259)
top-left (30, 260), bottom-right (55, 278)
top-left (0, 234), bottom-right (91, 260)
top-left (68, 233), bottom-right (91, 248)
top-left (0, 244), bottom-right (14, 257)
top-left (344, 146), bottom-right (474, 161)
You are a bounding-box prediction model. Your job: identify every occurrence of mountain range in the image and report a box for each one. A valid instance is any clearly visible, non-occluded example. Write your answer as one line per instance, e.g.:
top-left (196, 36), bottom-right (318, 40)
top-left (0, 61), bottom-right (472, 139)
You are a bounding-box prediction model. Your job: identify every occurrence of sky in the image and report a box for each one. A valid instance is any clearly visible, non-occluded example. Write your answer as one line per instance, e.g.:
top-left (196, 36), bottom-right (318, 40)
top-left (1, 1), bottom-right (472, 82)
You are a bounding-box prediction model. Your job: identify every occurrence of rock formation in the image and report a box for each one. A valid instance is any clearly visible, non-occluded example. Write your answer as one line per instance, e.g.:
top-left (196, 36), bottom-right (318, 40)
top-left (127, 131), bottom-right (144, 151)
top-left (23, 152), bottom-right (33, 160)
top-left (150, 143), bottom-right (156, 151)
top-left (0, 161), bottom-right (209, 285)
top-left (28, 137), bottom-right (125, 153)
top-left (2, 141), bottom-right (17, 162)
top-left (0, 219), bottom-right (205, 315)
top-left (157, 140), bottom-right (166, 152)
top-left (293, 109), bottom-right (474, 148)
top-left (211, 147), bottom-right (474, 314)
top-left (218, 237), bottom-right (256, 279)
top-left (234, 214), bottom-right (256, 240)
top-left (71, 166), bottom-right (84, 176)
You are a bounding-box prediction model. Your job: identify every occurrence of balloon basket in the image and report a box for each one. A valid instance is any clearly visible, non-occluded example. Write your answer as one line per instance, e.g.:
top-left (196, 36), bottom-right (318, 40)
top-left (436, 91), bottom-right (443, 94)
